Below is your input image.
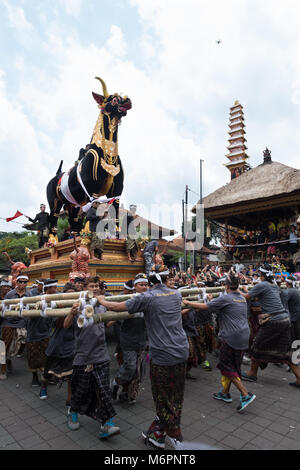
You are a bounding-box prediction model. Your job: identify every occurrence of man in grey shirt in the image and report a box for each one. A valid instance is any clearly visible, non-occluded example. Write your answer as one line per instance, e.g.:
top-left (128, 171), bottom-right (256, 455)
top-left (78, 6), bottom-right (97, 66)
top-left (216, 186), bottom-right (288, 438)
top-left (240, 266), bottom-right (300, 389)
top-left (64, 277), bottom-right (119, 439)
top-left (285, 276), bottom-right (300, 344)
top-left (98, 266), bottom-right (189, 450)
top-left (184, 274), bottom-right (256, 413)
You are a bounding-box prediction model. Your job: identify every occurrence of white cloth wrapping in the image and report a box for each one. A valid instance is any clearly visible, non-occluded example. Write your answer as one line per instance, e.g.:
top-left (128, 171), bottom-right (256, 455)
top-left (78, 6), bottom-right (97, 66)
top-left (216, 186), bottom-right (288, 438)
top-left (60, 172), bottom-right (80, 207)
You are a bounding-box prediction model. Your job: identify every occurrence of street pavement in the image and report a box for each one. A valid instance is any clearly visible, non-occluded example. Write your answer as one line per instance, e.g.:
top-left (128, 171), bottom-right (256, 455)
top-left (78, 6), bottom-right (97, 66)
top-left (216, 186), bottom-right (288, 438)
top-left (1, 333), bottom-right (300, 451)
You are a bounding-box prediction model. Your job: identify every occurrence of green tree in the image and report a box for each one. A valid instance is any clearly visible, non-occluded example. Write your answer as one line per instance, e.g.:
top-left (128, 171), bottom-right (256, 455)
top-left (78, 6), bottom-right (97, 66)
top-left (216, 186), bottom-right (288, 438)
top-left (0, 231), bottom-right (38, 267)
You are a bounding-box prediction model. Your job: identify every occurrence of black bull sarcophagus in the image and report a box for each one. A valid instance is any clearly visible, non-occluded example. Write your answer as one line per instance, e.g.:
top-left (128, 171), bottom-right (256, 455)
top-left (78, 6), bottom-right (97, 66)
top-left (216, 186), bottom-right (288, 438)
top-left (46, 77), bottom-right (132, 233)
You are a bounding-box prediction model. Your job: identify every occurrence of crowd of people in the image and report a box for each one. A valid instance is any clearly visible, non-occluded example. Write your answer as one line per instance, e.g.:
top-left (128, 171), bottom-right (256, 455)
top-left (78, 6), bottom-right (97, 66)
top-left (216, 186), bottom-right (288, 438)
top-left (0, 255), bottom-right (300, 451)
top-left (222, 218), bottom-right (300, 264)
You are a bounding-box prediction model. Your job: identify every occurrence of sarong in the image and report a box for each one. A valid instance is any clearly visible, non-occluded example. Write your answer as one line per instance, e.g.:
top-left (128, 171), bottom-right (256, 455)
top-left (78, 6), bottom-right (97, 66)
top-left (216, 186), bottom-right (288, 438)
top-left (217, 340), bottom-right (244, 379)
top-left (150, 361), bottom-right (186, 439)
top-left (123, 349), bottom-right (147, 401)
top-left (43, 355), bottom-right (74, 379)
top-left (70, 362), bottom-right (116, 425)
top-left (90, 233), bottom-right (104, 252)
top-left (195, 323), bottom-right (216, 361)
top-left (27, 338), bottom-right (49, 372)
top-left (1, 327), bottom-right (26, 360)
top-left (291, 320), bottom-right (300, 343)
top-left (250, 317), bottom-right (292, 369)
top-left (125, 238), bottom-right (138, 256)
top-left (186, 336), bottom-right (199, 370)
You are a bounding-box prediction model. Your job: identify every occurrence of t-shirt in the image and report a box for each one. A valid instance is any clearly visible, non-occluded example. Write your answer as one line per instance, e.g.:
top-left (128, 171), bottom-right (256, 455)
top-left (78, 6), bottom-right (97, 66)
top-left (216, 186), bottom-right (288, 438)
top-left (2, 289), bottom-right (31, 328)
top-left (206, 292), bottom-right (250, 350)
top-left (26, 317), bottom-right (54, 342)
top-left (120, 314), bottom-right (147, 351)
top-left (125, 284), bottom-right (189, 366)
top-left (30, 287), bottom-right (42, 297)
top-left (46, 321), bottom-right (76, 358)
top-left (287, 288), bottom-right (300, 322)
top-left (72, 305), bottom-right (110, 366)
top-left (289, 231), bottom-right (298, 244)
top-left (248, 282), bottom-right (288, 320)
top-left (182, 309), bottom-right (198, 337)
top-left (143, 240), bottom-right (158, 256)
top-left (29, 212), bottom-right (50, 230)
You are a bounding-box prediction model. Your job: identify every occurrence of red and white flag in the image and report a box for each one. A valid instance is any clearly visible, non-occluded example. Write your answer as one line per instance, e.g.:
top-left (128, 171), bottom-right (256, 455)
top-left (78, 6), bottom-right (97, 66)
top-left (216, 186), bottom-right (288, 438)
top-left (6, 210), bottom-right (23, 222)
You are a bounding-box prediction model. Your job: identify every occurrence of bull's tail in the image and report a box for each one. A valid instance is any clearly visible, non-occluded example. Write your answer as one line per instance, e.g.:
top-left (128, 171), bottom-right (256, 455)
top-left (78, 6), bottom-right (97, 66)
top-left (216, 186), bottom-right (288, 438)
top-left (56, 160), bottom-right (63, 176)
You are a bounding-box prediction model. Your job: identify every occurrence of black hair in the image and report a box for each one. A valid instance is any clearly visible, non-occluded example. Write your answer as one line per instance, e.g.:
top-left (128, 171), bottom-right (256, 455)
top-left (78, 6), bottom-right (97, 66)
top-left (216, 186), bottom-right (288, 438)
top-left (225, 274), bottom-right (239, 291)
top-left (148, 265), bottom-right (169, 285)
top-left (63, 282), bottom-right (78, 293)
top-left (124, 280), bottom-right (134, 290)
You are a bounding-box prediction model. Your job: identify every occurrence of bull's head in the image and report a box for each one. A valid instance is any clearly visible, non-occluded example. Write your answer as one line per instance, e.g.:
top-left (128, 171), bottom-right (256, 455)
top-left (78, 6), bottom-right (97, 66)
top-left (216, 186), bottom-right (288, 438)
top-left (92, 77), bottom-right (132, 120)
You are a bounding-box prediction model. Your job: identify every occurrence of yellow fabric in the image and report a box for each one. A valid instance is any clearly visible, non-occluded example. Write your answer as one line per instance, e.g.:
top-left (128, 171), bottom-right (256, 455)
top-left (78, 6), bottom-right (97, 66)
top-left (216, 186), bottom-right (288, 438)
top-left (221, 376), bottom-right (231, 389)
top-left (82, 221), bottom-right (90, 233)
top-left (268, 222), bottom-right (276, 232)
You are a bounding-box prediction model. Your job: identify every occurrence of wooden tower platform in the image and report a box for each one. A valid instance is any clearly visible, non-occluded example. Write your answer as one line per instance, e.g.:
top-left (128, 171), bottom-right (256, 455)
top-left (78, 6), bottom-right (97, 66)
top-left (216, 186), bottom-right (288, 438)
top-left (24, 237), bottom-right (144, 293)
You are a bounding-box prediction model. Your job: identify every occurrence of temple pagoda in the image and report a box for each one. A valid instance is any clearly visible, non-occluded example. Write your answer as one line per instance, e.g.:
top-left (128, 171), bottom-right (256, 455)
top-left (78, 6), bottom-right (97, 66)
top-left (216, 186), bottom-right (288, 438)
top-left (224, 100), bottom-right (250, 180)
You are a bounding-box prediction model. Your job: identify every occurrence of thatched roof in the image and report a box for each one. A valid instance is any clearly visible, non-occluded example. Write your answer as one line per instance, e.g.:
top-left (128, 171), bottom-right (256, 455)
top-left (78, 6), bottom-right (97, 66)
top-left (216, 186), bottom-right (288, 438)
top-left (199, 161), bottom-right (300, 212)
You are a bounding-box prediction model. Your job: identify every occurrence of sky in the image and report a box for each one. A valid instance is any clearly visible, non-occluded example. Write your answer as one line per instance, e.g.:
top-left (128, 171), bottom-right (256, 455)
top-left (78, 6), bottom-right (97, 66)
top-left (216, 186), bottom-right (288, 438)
top-left (0, 0), bottom-right (300, 235)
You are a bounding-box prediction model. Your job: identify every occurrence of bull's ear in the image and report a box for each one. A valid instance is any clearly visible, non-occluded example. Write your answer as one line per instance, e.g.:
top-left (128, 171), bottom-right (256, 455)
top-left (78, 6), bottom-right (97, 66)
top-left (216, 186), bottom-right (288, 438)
top-left (92, 92), bottom-right (104, 105)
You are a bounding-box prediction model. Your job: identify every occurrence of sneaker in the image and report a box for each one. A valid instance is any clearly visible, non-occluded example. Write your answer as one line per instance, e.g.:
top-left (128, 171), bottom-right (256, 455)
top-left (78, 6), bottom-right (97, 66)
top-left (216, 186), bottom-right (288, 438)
top-left (201, 360), bottom-right (212, 371)
top-left (241, 372), bottom-right (257, 382)
top-left (111, 379), bottom-right (119, 400)
top-left (147, 430), bottom-right (166, 449)
top-left (242, 355), bottom-right (251, 365)
top-left (98, 419), bottom-right (120, 439)
top-left (39, 386), bottom-right (48, 400)
top-left (237, 392), bottom-right (256, 412)
top-left (67, 409), bottom-right (80, 431)
top-left (0, 373), bottom-right (7, 380)
top-left (213, 391), bottom-right (233, 403)
top-left (31, 374), bottom-right (40, 387)
top-left (128, 398), bottom-right (137, 405)
top-left (142, 417), bottom-right (161, 440)
top-left (166, 435), bottom-right (184, 450)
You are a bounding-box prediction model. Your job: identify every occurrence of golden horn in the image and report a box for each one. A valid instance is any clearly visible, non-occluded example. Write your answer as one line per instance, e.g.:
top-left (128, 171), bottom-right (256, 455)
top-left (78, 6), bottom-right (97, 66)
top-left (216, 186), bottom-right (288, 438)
top-left (95, 76), bottom-right (109, 98)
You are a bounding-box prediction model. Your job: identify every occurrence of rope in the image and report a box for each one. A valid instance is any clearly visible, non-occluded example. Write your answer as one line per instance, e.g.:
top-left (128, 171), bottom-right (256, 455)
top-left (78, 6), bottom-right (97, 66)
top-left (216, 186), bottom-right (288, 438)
top-left (40, 296), bottom-right (48, 317)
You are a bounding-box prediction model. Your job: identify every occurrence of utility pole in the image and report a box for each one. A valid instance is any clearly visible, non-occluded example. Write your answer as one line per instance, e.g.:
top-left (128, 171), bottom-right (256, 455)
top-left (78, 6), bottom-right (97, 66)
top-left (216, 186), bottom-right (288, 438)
top-left (199, 159), bottom-right (204, 270)
top-left (184, 185), bottom-right (188, 272)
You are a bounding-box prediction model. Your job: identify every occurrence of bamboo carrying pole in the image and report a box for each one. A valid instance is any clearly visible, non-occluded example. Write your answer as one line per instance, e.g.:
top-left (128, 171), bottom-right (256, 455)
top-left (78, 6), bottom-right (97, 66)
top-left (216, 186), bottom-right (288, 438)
top-left (2, 284), bottom-right (289, 321)
top-left (0, 305), bottom-right (94, 318)
top-left (0, 291), bottom-right (92, 307)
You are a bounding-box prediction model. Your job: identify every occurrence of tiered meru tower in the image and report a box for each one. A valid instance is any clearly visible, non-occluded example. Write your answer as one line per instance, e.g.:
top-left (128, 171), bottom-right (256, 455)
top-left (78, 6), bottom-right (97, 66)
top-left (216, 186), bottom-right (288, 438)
top-left (224, 100), bottom-right (250, 180)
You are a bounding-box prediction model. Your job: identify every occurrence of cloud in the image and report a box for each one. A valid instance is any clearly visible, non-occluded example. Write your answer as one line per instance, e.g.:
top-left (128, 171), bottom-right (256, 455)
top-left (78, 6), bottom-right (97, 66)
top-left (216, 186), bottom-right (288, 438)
top-left (2, 0), bottom-right (36, 47)
top-left (106, 25), bottom-right (127, 58)
top-left (56, 0), bottom-right (83, 17)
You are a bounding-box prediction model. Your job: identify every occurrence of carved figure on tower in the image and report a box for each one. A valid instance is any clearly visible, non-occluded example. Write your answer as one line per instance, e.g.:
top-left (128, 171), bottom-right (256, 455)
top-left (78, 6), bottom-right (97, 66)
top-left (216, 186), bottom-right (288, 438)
top-left (69, 232), bottom-right (91, 282)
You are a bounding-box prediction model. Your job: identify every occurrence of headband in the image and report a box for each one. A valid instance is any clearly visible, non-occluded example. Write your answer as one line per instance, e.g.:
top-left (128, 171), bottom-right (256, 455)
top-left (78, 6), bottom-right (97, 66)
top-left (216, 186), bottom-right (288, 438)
top-left (149, 270), bottom-right (170, 284)
top-left (134, 278), bottom-right (149, 285)
top-left (16, 275), bottom-right (29, 281)
top-left (258, 267), bottom-right (273, 277)
top-left (124, 283), bottom-right (134, 291)
top-left (44, 282), bottom-right (58, 288)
